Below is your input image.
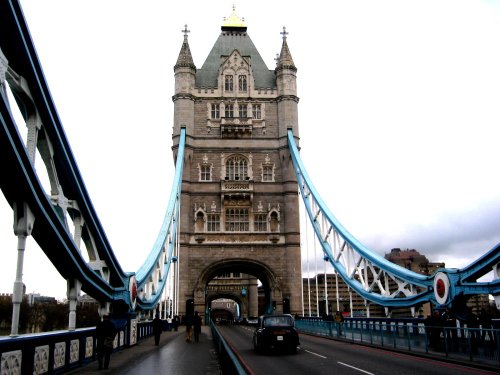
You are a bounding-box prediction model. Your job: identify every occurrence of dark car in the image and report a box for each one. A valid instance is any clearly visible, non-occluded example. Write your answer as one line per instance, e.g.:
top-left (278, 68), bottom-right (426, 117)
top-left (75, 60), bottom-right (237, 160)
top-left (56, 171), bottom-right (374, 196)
top-left (253, 314), bottom-right (300, 354)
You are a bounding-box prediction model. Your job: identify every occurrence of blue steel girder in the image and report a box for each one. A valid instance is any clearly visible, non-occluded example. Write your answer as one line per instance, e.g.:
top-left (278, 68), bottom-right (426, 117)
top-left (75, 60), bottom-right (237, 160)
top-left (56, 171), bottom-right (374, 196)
top-left (0, 0), bottom-right (132, 306)
top-left (135, 128), bottom-right (185, 310)
top-left (287, 130), bottom-right (500, 308)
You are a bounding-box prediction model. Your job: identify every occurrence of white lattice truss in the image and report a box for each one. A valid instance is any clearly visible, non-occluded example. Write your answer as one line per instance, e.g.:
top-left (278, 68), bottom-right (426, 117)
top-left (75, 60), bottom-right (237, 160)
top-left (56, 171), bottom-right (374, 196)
top-left (303, 184), bottom-right (427, 302)
top-left (288, 131), bottom-right (431, 307)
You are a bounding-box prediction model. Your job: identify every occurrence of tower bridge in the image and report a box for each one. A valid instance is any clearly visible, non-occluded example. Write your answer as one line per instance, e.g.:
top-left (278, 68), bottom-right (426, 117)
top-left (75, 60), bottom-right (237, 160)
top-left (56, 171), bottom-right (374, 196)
top-left (0, 1), bottom-right (499, 373)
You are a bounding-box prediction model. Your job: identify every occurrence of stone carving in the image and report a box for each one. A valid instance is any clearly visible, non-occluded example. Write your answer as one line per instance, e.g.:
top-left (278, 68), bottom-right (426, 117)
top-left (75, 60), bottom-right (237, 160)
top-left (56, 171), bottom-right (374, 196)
top-left (53, 342), bottom-right (65, 369)
top-left (1, 350), bottom-right (22, 375)
top-left (130, 319), bottom-right (138, 346)
top-left (69, 339), bottom-right (79, 363)
top-left (85, 336), bottom-right (93, 358)
top-left (33, 345), bottom-right (49, 374)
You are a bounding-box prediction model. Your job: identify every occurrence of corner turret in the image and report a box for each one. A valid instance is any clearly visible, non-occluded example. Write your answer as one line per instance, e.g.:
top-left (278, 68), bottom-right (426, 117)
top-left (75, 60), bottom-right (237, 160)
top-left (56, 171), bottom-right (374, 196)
top-left (173, 25), bottom-right (196, 136)
top-left (275, 27), bottom-right (299, 138)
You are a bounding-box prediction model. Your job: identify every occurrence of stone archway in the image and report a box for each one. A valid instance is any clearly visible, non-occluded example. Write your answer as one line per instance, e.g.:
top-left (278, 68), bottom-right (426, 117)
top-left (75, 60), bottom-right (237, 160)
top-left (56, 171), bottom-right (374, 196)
top-left (207, 293), bottom-right (243, 324)
top-left (192, 258), bottom-right (283, 320)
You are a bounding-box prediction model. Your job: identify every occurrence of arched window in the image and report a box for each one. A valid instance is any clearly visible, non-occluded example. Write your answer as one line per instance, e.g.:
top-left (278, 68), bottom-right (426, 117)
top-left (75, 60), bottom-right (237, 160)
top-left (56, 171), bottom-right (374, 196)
top-left (225, 75), bottom-right (234, 91)
top-left (225, 155), bottom-right (248, 181)
top-left (200, 165), bottom-right (211, 181)
top-left (238, 75), bottom-right (247, 91)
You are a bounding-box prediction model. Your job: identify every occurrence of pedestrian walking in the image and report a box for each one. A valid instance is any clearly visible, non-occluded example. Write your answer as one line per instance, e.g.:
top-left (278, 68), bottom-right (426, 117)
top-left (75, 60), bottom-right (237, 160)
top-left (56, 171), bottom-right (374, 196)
top-left (334, 311), bottom-right (344, 336)
top-left (173, 315), bottom-right (180, 331)
top-left (96, 315), bottom-right (116, 370)
top-left (152, 313), bottom-right (163, 346)
top-left (193, 311), bottom-right (202, 342)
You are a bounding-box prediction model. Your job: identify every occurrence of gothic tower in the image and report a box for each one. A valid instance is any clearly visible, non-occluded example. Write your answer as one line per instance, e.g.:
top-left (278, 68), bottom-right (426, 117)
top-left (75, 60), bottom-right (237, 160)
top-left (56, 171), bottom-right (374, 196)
top-left (172, 9), bottom-right (302, 319)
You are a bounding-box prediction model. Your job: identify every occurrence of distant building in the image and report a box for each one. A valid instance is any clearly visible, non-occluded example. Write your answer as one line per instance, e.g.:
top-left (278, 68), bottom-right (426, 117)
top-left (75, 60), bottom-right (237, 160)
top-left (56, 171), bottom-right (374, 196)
top-left (302, 273), bottom-right (385, 318)
top-left (26, 293), bottom-right (56, 306)
top-left (385, 248), bottom-right (444, 275)
top-left (384, 248), bottom-right (444, 317)
top-left (467, 294), bottom-right (492, 315)
top-left (78, 294), bottom-right (99, 307)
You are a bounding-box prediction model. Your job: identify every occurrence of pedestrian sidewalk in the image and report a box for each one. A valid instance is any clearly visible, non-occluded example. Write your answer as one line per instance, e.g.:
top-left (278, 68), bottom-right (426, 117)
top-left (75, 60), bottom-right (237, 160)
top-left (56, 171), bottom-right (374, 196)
top-left (67, 326), bottom-right (220, 374)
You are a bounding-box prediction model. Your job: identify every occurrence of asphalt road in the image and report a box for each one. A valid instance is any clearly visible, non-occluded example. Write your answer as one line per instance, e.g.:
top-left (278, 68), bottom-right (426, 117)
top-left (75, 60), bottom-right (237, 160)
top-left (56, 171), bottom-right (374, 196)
top-left (218, 324), bottom-right (497, 375)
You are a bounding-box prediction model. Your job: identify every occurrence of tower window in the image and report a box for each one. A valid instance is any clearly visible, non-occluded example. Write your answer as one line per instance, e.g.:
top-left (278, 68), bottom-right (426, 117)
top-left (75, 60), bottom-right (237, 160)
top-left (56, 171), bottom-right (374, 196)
top-left (226, 155), bottom-right (248, 180)
top-left (225, 104), bottom-right (234, 118)
top-left (252, 104), bottom-right (261, 119)
top-left (207, 214), bottom-right (220, 232)
top-left (262, 166), bottom-right (273, 182)
top-left (239, 104), bottom-right (247, 118)
top-left (254, 214), bottom-right (267, 232)
top-left (211, 104), bottom-right (220, 119)
top-left (226, 208), bottom-right (249, 231)
top-left (225, 75), bottom-right (234, 91)
top-left (200, 165), bottom-right (211, 181)
top-left (238, 75), bottom-right (247, 91)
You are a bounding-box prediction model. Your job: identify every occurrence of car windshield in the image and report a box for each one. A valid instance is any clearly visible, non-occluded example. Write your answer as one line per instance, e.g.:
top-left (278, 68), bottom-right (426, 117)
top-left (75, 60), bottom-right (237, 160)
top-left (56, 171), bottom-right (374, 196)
top-left (263, 316), bottom-right (293, 327)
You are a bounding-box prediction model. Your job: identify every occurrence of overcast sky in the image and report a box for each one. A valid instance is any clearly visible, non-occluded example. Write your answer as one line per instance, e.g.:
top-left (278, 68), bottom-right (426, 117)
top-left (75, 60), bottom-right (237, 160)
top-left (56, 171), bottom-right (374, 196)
top-left (1, 0), bottom-right (499, 299)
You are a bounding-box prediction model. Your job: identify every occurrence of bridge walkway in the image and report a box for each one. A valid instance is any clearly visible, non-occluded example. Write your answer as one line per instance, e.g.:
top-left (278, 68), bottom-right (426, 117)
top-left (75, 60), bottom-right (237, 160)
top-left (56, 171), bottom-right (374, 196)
top-left (67, 326), bottom-right (220, 375)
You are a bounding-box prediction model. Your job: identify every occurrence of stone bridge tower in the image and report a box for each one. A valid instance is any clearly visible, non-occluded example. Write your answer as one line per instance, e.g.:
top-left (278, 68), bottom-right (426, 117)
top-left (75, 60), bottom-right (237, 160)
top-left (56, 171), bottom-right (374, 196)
top-left (171, 9), bottom-right (302, 319)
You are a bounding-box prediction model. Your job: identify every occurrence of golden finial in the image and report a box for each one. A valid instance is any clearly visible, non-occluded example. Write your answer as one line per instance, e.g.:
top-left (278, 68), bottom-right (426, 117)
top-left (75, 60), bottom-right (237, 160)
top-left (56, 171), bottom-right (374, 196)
top-left (222, 4), bottom-right (246, 28)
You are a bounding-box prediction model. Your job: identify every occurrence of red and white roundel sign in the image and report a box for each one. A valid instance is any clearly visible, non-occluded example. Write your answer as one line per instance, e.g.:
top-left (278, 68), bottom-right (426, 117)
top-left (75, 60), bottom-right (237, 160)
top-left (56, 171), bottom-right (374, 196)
top-left (433, 272), bottom-right (450, 305)
top-left (129, 276), bottom-right (137, 308)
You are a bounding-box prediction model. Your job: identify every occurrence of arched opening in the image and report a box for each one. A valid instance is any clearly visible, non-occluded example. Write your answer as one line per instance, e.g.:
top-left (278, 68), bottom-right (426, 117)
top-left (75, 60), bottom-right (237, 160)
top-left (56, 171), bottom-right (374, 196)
top-left (283, 298), bottom-right (290, 314)
top-left (207, 294), bottom-right (241, 325)
top-left (269, 211), bottom-right (279, 232)
top-left (193, 259), bottom-right (282, 323)
top-left (195, 211), bottom-right (204, 232)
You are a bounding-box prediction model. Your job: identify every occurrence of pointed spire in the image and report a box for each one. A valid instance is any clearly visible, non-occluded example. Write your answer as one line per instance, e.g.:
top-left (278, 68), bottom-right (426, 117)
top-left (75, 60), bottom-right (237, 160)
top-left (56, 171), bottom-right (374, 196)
top-left (276, 26), bottom-right (296, 72)
top-left (174, 24), bottom-right (196, 71)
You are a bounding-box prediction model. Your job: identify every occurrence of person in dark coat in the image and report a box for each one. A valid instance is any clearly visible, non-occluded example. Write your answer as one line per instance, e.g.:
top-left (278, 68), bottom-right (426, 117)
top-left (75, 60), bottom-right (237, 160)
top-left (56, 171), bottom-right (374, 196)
top-left (193, 311), bottom-right (202, 343)
top-left (334, 311), bottom-right (344, 336)
top-left (152, 313), bottom-right (163, 346)
top-left (425, 310), bottom-right (442, 351)
top-left (96, 315), bottom-right (116, 370)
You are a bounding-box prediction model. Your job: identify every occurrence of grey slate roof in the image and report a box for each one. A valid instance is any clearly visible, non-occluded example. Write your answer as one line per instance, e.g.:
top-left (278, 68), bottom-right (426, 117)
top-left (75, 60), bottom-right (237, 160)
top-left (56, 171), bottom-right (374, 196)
top-left (195, 31), bottom-right (276, 89)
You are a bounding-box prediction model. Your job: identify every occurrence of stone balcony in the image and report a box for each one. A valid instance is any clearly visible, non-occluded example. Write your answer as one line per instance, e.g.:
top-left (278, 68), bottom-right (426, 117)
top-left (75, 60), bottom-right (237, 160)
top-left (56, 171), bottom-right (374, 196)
top-left (220, 117), bottom-right (252, 138)
top-left (221, 179), bottom-right (253, 200)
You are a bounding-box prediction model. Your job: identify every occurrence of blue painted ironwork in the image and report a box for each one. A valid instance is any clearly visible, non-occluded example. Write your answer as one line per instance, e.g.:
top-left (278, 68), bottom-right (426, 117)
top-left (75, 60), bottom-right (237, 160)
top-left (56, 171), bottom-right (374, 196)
top-left (288, 130), bottom-right (499, 307)
top-left (0, 0), bottom-right (186, 313)
top-left (296, 317), bottom-right (500, 365)
top-left (135, 128), bottom-right (185, 309)
top-left (0, 0), bottom-right (131, 305)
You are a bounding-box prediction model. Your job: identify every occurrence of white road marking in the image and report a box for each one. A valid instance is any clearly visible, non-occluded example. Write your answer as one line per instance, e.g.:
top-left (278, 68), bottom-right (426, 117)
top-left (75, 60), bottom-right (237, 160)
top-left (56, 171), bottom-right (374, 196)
top-left (304, 349), bottom-right (327, 359)
top-left (337, 361), bottom-right (374, 375)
